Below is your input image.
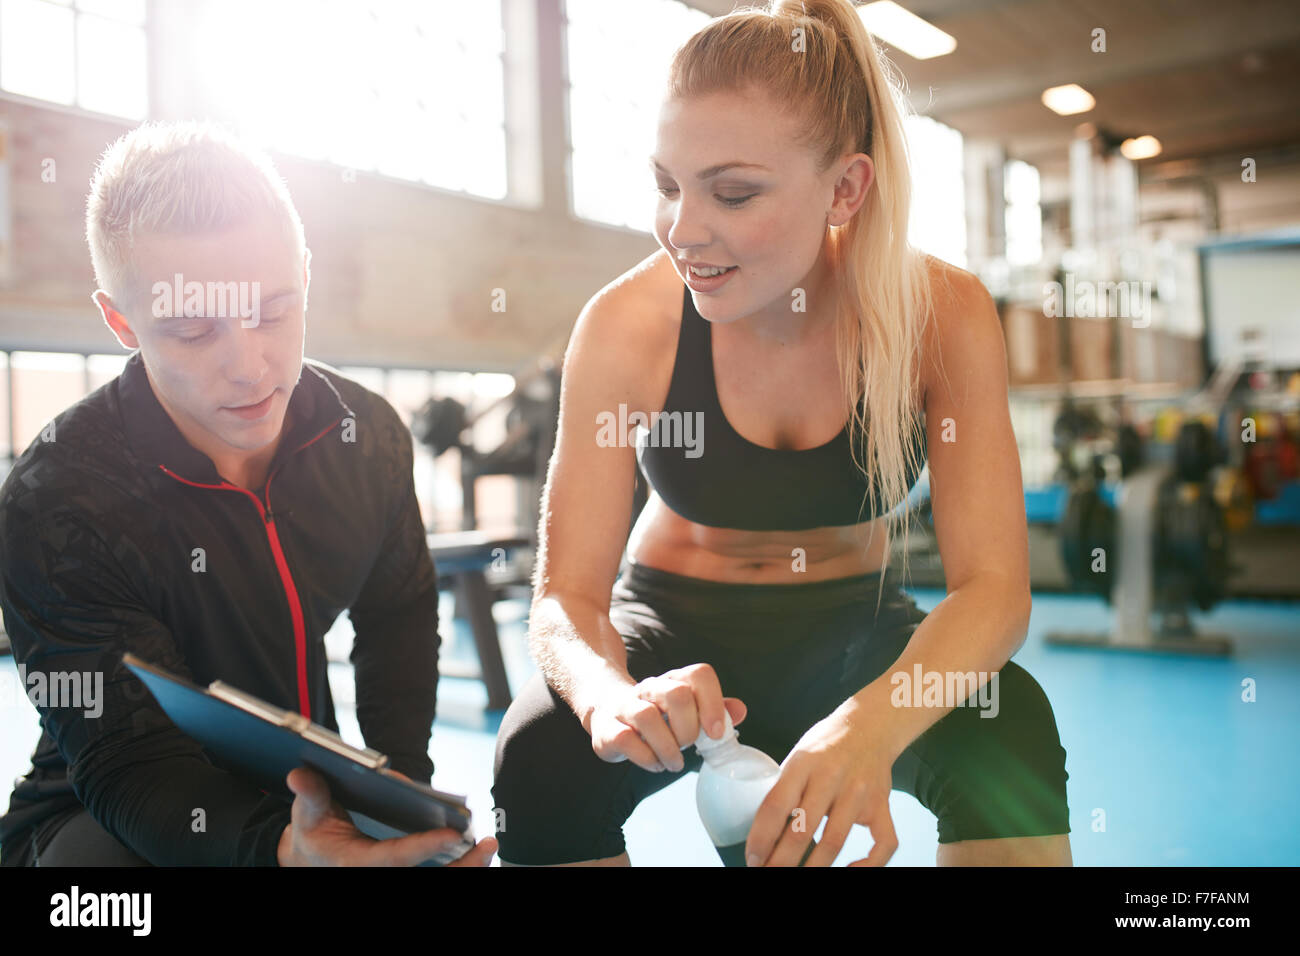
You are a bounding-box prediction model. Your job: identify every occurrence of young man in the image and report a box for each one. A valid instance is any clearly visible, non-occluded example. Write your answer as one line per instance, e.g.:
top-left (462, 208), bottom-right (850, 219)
top-left (0, 122), bottom-right (495, 866)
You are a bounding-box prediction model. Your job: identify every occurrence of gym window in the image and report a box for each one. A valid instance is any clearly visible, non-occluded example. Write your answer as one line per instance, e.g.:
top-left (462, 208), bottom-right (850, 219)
top-left (191, 0), bottom-right (509, 200)
top-left (906, 114), bottom-right (968, 269)
top-left (1005, 158), bottom-right (1043, 269)
top-left (0, 0), bottom-right (147, 120)
top-left (0, 350), bottom-right (128, 479)
top-left (564, 0), bottom-right (709, 232)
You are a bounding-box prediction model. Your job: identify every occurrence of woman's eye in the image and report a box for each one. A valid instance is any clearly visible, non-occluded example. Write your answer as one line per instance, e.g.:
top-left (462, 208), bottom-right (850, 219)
top-left (178, 332), bottom-right (212, 345)
top-left (656, 185), bottom-right (755, 208)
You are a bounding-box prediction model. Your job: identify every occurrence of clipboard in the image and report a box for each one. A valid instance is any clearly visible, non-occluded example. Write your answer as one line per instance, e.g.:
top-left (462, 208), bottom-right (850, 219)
top-left (123, 653), bottom-right (476, 865)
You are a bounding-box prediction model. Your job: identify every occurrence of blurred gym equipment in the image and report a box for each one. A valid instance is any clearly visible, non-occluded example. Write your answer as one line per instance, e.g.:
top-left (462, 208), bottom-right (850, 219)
top-left (411, 356), bottom-right (561, 535)
top-left (1048, 413), bottom-right (1235, 654)
top-left (425, 530), bottom-right (530, 710)
top-left (410, 346), bottom-right (564, 709)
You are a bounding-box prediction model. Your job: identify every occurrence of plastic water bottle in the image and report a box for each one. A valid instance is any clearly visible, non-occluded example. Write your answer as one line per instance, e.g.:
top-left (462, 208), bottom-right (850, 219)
top-left (694, 711), bottom-right (815, 866)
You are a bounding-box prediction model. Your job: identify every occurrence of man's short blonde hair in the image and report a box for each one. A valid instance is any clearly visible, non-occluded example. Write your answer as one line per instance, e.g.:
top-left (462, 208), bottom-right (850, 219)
top-left (85, 121), bottom-right (306, 313)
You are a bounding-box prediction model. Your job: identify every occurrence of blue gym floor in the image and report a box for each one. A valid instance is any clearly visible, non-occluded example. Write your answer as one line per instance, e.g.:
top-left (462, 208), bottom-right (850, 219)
top-left (2, 586), bottom-right (1297, 865)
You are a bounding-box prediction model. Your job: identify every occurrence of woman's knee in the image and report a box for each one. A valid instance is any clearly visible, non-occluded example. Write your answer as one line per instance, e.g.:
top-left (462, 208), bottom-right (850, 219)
top-left (989, 662), bottom-right (1069, 772)
top-left (896, 661), bottom-right (1070, 844)
top-left (955, 662), bottom-right (1068, 840)
top-left (491, 673), bottom-right (635, 864)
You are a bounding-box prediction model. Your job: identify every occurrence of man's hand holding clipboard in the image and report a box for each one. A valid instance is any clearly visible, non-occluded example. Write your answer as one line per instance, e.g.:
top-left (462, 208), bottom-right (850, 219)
top-left (277, 766), bottom-right (497, 867)
top-left (122, 653), bottom-right (498, 867)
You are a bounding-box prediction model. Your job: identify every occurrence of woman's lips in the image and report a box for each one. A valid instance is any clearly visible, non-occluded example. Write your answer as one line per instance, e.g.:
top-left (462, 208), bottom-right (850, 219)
top-left (683, 263), bottom-right (738, 292)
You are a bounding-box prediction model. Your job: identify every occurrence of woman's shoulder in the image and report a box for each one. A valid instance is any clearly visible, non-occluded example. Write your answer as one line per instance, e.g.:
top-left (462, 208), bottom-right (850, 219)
top-left (920, 254), bottom-right (999, 341)
top-left (564, 249), bottom-right (684, 408)
top-left (915, 254), bottom-right (1003, 403)
top-left (921, 253), bottom-right (983, 313)
top-left (576, 247), bottom-right (681, 330)
top-left (593, 247), bottom-right (683, 322)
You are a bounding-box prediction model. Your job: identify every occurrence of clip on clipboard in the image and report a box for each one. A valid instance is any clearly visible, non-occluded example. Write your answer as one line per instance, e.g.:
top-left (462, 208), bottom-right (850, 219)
top-left (123, 653), bottom-right (476, 865)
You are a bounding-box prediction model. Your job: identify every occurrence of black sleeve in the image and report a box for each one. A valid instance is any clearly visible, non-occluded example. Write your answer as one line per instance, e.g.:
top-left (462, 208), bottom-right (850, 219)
top-left (347, 401), bottom-right (440, 784)
top-left (0, 507), bottom-right (291, 866)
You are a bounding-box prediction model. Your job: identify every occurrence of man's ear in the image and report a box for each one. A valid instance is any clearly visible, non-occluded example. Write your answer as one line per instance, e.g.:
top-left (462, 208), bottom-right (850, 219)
top-left (302, 248), bottom-right (312, 311)
top-left (93, 290), bottom-right (140, 350)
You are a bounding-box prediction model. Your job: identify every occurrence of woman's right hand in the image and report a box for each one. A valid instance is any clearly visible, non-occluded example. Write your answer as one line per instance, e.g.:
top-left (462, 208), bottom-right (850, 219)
top-left (584, 663), bottom-right (747, 772)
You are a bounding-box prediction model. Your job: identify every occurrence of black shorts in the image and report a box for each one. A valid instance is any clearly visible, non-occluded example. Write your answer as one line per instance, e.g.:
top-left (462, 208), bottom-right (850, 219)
top-left (491, 561), bottom-right (1071, 864)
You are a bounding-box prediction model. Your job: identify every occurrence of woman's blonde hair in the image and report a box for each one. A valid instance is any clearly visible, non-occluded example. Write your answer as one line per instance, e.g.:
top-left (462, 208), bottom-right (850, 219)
top-left (668, 0), bottom-right (945, 593)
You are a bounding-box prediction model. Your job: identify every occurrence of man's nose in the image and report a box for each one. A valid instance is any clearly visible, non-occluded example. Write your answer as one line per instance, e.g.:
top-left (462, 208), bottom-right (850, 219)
top-left (224, 322), bottom-right (268, 385)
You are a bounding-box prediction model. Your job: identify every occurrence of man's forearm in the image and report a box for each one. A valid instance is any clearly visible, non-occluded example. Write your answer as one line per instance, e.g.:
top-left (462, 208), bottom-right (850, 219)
top-left (529, 593), bottom-right (636, 732)
top-left (352, 590), bottom-right (440, 782)
top-left (353, 658), bottom-right (438, 782)
top-left (842, 573), bottom-right (1031, 762)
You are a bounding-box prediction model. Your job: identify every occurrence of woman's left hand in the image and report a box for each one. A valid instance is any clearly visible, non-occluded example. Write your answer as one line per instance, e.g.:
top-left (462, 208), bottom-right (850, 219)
top-left (744, 705), bottom-right (898, 867)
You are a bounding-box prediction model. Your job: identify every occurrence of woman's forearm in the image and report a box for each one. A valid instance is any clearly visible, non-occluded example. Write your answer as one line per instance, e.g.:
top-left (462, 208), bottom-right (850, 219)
top-left (528, 592), bottom-right (637, 731)
top-left (840, 572), bottom-right (1031, 762)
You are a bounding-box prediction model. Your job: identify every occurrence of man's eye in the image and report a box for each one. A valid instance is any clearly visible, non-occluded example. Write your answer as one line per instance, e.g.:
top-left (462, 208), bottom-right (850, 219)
top-left (656, 185), bottom-right (678, 198)
top-left (178, 331), bottom-right (212, 345)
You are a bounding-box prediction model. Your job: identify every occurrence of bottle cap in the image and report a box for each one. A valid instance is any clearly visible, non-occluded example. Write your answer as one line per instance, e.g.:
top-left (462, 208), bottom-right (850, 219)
top-left (693, 709), bottom-right (736, 756)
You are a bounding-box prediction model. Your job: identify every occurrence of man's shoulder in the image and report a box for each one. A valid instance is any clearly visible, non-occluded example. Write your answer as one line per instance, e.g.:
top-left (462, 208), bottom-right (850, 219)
top-left (0, 454), bottom-right (136, 548)
top-left (302, 359), bottom-right (402, 423)
top-left (300, 359), bottom-right (414, 474)
top-left (0, 458), bottom-right (143, 588)
top-left (0, 383), bottom-right (136, 522)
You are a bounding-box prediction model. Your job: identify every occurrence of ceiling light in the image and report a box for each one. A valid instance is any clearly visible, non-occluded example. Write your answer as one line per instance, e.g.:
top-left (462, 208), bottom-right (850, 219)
top-left (1120, 135), bottom-right (1162, 160)
top-left (1042, 84), bottom-right (1096, 115)
top-left (857, 1), bottom-right (957, 60)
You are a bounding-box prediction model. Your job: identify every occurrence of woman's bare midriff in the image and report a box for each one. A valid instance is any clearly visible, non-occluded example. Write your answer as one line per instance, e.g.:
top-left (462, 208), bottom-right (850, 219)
top-left (625, 490), bottom-right (890, 584)
top-left (615, 250), bottom-right (910, 585)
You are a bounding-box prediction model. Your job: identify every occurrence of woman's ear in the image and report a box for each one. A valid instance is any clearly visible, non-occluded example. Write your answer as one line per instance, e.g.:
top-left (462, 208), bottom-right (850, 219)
top-left (829, 154), bottom-right (875, 228)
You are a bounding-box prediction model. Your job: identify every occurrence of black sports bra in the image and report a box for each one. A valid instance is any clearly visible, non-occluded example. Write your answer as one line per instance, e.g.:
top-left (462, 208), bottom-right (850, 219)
top-left (635, 286), bottom-right (927, 531)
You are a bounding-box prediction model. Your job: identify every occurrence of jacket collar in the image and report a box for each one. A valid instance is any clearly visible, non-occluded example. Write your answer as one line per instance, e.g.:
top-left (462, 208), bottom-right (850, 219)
top-left (119, 350), bottom-right (354, 485)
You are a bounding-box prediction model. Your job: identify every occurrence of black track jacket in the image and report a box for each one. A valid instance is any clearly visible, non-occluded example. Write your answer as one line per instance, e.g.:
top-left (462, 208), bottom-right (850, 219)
top-left (0, 350), bottom-right (440, 865)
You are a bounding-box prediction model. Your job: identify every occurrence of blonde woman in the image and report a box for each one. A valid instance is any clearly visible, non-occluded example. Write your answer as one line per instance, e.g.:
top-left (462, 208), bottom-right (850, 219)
top-left (492, 0), bottom-right (1071, 867)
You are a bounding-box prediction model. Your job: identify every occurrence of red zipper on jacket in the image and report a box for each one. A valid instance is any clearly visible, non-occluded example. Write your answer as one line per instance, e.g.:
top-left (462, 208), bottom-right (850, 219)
top-left (158, 418), bottom-right (342, 718)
